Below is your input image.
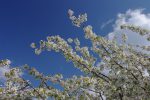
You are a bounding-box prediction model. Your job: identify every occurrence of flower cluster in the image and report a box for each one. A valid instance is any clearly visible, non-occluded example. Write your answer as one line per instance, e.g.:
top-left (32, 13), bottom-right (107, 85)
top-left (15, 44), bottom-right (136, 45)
top-left (121, 24), bottom-right (150, 41)
top-left (0, 59), bottom-right (11, 67)
top-left (68, 9), bottom-right (87, 27)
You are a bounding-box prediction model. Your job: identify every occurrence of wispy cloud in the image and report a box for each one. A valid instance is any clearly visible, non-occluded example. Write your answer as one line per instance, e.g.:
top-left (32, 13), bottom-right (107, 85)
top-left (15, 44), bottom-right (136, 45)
top-left (100, 19), bottom-right (114, 29)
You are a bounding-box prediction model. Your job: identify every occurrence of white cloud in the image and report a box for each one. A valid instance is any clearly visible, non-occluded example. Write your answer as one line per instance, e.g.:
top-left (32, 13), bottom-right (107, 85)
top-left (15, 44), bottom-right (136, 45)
top-left (100, 19), bottom-right (114, 29)
top-left (0, 59), bottom-right (11, 80)
top-left (0, 60), bottom-right (22, 81)
top-left (0, 66), bottom-right (10, 80)
top-left (108, 9), bottom-right (150, 49)
top-left (0, 66), bottom-right (11, 87)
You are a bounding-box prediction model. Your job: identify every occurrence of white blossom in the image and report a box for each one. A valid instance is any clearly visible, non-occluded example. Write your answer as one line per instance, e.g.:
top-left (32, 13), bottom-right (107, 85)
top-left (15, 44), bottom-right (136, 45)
top-left (1, 9), bottom-right (150, 100)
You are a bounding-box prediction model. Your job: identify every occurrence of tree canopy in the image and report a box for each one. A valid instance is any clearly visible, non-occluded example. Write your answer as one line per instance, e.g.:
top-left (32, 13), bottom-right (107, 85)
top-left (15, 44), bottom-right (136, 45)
top-left (0, 9), bottom-right (150, 100)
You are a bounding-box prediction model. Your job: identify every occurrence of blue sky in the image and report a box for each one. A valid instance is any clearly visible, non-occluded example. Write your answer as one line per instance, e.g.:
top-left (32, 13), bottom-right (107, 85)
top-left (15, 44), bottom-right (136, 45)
top-left (0, 0), bottom-right (150, 86)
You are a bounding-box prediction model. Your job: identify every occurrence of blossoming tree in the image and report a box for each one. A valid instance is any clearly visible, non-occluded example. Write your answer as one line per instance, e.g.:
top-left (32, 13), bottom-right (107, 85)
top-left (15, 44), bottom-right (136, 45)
top-left (0, 9), bottom-right (150, 100)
